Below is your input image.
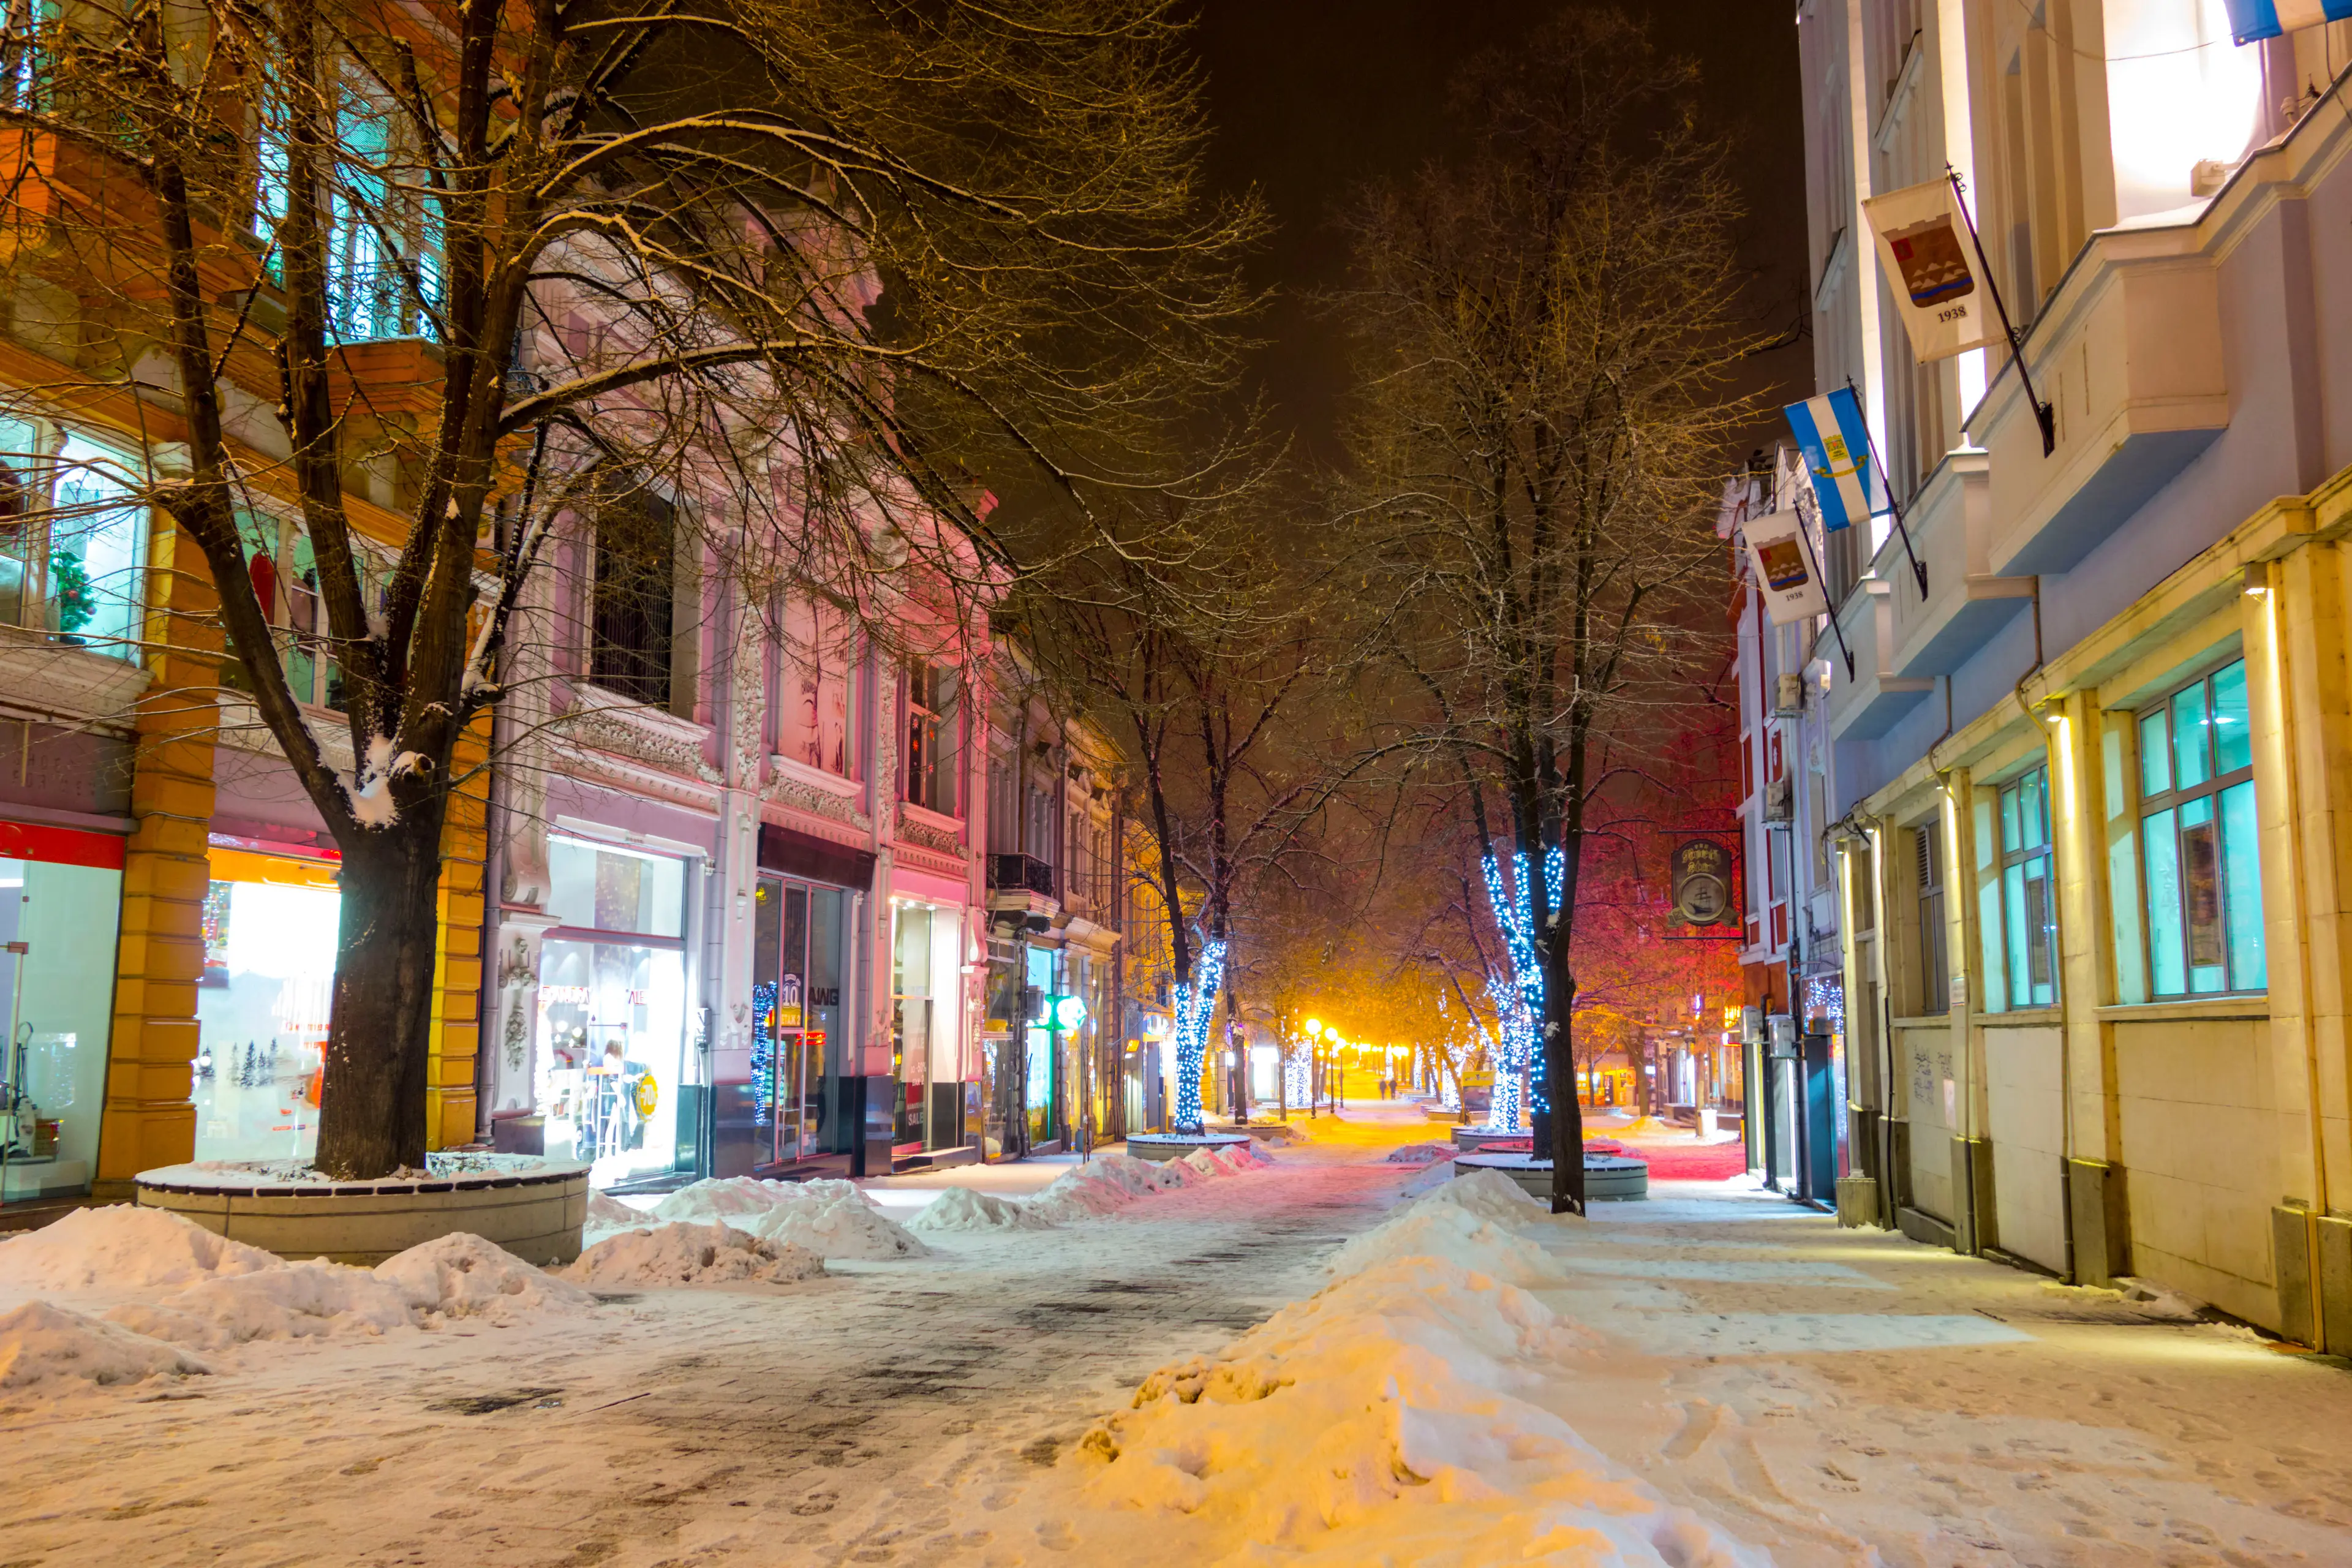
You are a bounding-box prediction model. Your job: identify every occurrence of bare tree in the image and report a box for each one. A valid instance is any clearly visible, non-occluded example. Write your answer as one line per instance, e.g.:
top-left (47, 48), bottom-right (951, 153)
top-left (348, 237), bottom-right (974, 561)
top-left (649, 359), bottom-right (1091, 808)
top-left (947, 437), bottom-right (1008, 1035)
top-left (0, 0), bottom-right (1257, 1176)
top-left (1338, 10), bottom-right (1768, 1210)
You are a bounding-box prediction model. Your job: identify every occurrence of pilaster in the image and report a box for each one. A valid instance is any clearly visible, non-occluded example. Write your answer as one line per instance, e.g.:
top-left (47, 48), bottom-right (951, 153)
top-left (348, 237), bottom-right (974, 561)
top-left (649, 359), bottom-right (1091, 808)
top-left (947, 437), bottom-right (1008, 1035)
top-left (98, 514), bottom-right (218, 1191)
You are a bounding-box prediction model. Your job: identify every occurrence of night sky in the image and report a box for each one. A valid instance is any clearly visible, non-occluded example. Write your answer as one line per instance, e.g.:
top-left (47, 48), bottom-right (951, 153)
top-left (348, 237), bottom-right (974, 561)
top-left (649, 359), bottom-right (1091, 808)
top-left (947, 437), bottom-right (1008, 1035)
top-left (1188, 0), bottom-right (1811, 460)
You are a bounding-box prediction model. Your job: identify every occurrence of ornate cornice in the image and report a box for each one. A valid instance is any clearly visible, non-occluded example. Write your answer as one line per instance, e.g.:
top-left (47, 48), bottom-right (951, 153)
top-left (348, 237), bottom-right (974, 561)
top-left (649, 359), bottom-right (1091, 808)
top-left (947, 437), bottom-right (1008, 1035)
top-left (763, 753), bottom-right (870, 831)
top-left (557, 683), bottom-right (721, 784)
top-left (895, 802), bottom-right (965, 858)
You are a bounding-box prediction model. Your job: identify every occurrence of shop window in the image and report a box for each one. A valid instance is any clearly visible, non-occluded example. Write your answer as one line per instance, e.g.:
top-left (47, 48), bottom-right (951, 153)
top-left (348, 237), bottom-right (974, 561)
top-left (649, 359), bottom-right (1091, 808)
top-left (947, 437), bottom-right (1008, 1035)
top-left (538, 835), bottom-right (693, 1187)
top-left (547, 834), bottom-right (685, 938)
top-left (194, 850), bottom-right (342, 1163)
top-left (2137, 660), bottom-right (2264, 995)
top-left (0, 834), bottom-right (123, 1199)
top-left (1914, 819), bottom-right (1947, 1014)
top-left (589, 489), bottom-right (677, 708)
top-left (1983, 767), bottom-right (2057, 1010)
top-left (903, 661), bottom-right (960, 815)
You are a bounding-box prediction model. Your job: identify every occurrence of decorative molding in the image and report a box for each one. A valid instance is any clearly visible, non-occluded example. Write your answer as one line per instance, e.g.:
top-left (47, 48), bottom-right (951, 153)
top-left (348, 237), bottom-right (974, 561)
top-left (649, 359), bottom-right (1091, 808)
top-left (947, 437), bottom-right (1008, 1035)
top-left (214, 696), bottom-right (358, 777)
top-left (895, 802), bottom-right (965, 857)
top-left (763, 755), bottom-right (870, 831)
top-left (558, 682), bottom-right (721, 783)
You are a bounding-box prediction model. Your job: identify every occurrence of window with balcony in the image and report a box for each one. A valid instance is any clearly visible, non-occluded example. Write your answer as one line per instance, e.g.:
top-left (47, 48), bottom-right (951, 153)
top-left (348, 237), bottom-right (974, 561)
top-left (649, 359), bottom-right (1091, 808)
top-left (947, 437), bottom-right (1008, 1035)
top-left (1978, 766), bottom-right (2056, 1011)
top-left (0, 419), bottom-right (148, 666)
top-left (589, 489), bottom-right (679, 710)
top-left (222, 510), bottom-right (394, 710)
top-left (253, 62), bottom-right (443, 341)
top-left (903, 660), bottom-right (960, 815)
top-left (2137, 661), bottom-right (2264, 997)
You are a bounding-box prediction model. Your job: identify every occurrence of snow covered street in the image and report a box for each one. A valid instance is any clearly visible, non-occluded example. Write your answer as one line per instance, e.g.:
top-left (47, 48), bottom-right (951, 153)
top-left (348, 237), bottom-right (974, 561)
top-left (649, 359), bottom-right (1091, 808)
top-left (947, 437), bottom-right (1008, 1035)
top-left (4, 1110), bottom-right (2351, 1566)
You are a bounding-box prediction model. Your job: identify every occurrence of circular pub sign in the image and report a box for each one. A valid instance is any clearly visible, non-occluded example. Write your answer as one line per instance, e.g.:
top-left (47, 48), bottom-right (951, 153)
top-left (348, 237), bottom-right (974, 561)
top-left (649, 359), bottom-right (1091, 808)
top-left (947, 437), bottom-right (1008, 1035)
top-left (1671, 839), bottom-right (1733, 927)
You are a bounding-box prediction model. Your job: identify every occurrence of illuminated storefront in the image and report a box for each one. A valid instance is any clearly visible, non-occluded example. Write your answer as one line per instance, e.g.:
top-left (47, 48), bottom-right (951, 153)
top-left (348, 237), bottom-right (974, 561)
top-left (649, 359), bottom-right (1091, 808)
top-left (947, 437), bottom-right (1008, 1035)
top-left (0, 823), bottom-right (123, 1198)
top-left (750, 873), bottom-right (853, 1169)
top-left (194, 843), bottom-right (342, 1164)
top-left (532, 833), bottom-right (696, 1189)
top-left (889, 898), bottom-right (965, 1152)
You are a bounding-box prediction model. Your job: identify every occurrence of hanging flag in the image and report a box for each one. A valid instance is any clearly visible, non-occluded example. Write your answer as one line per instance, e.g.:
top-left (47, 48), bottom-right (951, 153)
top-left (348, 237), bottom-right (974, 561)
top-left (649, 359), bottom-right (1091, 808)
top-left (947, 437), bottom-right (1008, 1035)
top-left (1742, 510), bottom-right (1828, 627)
top-left (1783, 388), bottom-right (1875, 532)
top-left (1863, 176), bottom-right (1999, 364)
top-left (2224, 0), bottom-right (2352, 43)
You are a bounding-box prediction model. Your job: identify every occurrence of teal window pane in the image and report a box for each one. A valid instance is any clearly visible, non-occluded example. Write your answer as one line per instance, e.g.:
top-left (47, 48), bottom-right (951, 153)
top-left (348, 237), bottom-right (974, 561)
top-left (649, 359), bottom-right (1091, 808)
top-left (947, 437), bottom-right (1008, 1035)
top-left (2139, 710), bottom-right (2171, 796)
top-left (2003, 862), bottom-right (2029, 1009)
top-left (1978, 878), bottom-right (2006, 1014)
top-left (1999, 785), bottom-right (2021, 854)
top-left (2212, 660), bottom-right (2252, 775)
top-left (2021, 769), bottom-right (2048, 851)
top-left (2145, 807), bottom-right (2184, 997)
top-left (2220, 780), bottom-right (2266, 991)
top-left (2024, 853), bottom-right (2056, 1007)
top-left (2173, 682), bottom-right (2211, 791)
top-left (2179, 794), bottom-right (2225, 993)
top-left (2109, 821), bottom-right (2147, 1005)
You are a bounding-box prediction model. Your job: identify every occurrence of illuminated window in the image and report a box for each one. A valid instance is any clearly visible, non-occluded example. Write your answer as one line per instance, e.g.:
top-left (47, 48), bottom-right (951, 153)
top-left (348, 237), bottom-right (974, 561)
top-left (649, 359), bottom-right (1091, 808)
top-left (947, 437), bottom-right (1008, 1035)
top-left (1980, 767), bottom-right (2056, 1011)
top-left (2137, 660), bottom-right (2263, 996)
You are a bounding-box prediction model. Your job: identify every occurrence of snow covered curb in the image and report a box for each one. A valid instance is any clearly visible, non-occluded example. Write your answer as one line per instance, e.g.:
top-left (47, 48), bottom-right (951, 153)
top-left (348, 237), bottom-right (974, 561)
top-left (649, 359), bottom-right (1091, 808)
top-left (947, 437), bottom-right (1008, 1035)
top-left (1063, 1169), bottom-right (1768, 1566)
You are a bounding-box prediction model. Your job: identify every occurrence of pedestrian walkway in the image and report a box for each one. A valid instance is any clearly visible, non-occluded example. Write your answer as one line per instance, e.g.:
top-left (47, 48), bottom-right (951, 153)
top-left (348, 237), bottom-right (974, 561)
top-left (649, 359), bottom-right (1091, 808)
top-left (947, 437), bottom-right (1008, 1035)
top-left (1528, 1177), bottom-right (2352, 1562)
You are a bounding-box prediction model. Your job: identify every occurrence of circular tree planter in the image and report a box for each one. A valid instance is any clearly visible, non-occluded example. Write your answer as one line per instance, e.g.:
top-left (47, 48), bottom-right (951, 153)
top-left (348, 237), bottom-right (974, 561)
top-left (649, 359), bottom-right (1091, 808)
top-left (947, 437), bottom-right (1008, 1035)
top-left (134, 1154), bottom-right (590, 1266)
top-left (1122, 1131), bottom-right (1256, 1164)
top-left (1453, 1150), bottom-right (1648, 1202)
top-left (1450, 1127), bottom-right (1531, 1153)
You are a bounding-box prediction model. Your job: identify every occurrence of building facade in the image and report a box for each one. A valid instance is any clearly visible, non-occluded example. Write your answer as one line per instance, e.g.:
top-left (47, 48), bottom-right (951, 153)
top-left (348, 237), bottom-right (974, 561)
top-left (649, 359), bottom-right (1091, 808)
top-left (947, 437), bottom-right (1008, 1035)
top-left (1768, 0), bottom-right (2352, 1343)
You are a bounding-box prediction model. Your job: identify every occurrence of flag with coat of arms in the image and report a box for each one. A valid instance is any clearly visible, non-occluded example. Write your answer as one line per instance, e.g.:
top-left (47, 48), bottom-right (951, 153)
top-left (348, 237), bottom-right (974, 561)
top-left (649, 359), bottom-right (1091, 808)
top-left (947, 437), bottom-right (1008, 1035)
top-left (1782, 388), bottom-right (1877, 534)
top-left (2223, 0), bottom-right (2352, 43)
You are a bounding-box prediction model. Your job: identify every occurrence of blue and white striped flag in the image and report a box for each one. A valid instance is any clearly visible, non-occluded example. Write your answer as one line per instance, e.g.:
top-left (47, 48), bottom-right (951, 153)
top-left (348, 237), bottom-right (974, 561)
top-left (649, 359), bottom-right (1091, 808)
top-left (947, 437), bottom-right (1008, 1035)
top-left (1783, 388), bottom-right (1877, 533)
top-left (2224, 0), bottom-right (2352, 42)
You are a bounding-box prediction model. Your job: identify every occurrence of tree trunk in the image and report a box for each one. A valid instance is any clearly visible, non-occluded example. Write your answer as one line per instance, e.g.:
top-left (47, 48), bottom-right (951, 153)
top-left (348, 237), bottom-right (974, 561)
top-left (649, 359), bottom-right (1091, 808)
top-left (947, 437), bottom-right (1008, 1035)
top-left (1539, 939), bottom-right (1586, 1215)
top-left (312, 813), bottom-right (450, 1178)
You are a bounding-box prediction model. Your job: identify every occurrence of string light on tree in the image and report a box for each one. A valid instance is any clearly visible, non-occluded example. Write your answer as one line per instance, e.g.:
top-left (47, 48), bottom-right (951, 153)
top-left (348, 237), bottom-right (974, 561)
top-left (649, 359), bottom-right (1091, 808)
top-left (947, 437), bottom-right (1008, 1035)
top-left (1480, 847), bottom-right (1565, 1129)
top-left (1170, 937), bottom-right (1228, 1134)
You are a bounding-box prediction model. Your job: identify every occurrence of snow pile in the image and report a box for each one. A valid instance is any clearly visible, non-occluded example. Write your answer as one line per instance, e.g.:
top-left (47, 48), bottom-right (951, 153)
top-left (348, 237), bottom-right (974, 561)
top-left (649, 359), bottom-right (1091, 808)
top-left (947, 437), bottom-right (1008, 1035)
top-left (584, 1191), bottom-right (646, 1242)
top-left (563, 1223), bottom-right (824, 1287)
top-left (0, 1302), bottom-right (211, 1392)
top-left (737, 1191), bottom-right (929, 1260)
top-left (1073, 1257), bottom-right (1755, 1567)
top-left (650, 1176), bottom-right (805, 1225)
top-left (1384, 1142), bottom-right (1453, 1164)
top-left (907, 1187), bottom-right (1055, 1234)
top-left (1180, 1148), bottom-right (1232, 1179)
top-left (1027, 1155), bottom-right (1175, 1222)
top-left (105, 1261), bottom-right (417, 1351)
top-left (1324, 1201), bottom-right (1566, 1289)
top-left (374, 1232), bottom-right (594, 1322)
top-left (1411, 1167), bottom-right (1548, 1225)
top-left (0, 1205), bottom-right (281, 1293)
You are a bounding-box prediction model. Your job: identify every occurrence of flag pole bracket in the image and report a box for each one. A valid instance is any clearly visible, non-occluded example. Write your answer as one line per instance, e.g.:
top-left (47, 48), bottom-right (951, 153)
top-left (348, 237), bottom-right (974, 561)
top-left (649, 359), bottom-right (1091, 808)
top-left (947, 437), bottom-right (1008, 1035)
top-left (1948, 166), bottom-right (2055, 458)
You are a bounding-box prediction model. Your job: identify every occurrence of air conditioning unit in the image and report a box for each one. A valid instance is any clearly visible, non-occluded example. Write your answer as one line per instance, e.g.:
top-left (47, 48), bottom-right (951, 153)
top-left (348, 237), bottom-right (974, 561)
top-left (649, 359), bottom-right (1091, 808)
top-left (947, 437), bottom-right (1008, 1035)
top-left (1774, 673), bottom-right (1804, 716)
top-left (1762, 777), bottom-right (1794, 824)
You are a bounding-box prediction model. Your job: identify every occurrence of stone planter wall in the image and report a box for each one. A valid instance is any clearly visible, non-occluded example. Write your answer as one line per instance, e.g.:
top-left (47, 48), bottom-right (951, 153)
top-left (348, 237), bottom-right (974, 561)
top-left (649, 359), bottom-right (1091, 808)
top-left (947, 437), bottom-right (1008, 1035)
top-left (135, 1161), bottom-right (590, 1266)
